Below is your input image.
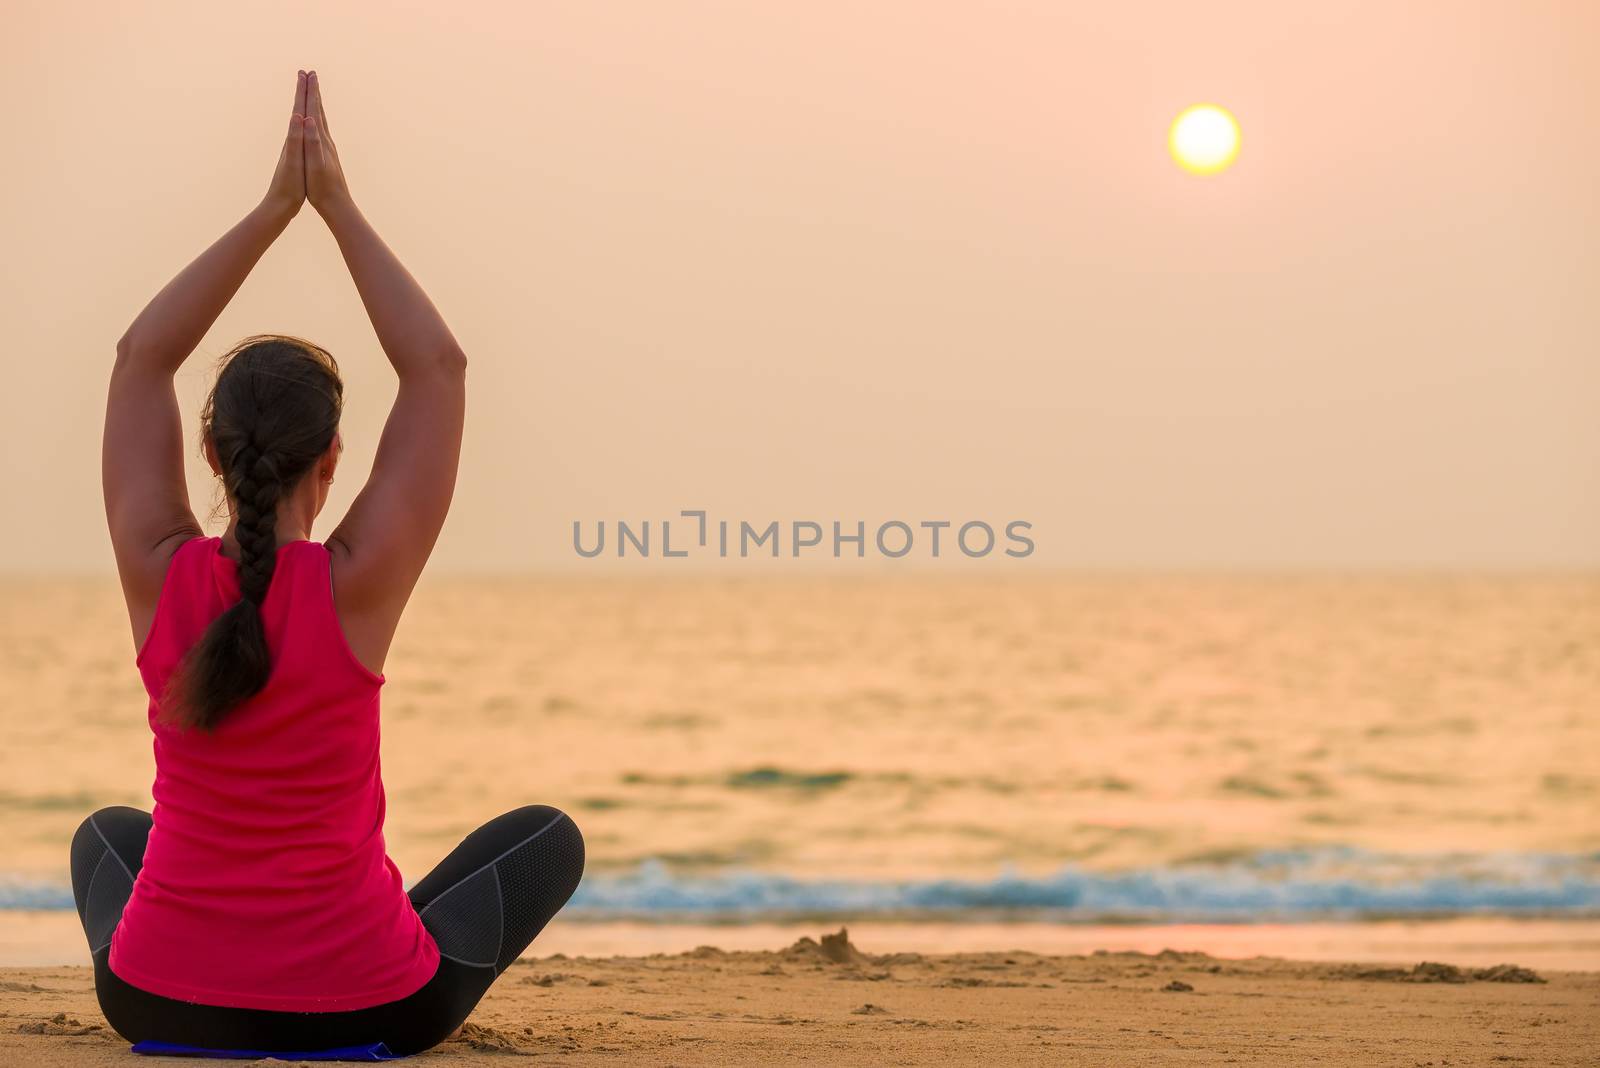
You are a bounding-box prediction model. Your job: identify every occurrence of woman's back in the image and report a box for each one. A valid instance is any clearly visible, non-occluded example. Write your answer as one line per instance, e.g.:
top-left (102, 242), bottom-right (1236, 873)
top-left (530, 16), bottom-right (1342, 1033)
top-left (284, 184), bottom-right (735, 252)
top-left (110, 536), bottom-right (439, 1011)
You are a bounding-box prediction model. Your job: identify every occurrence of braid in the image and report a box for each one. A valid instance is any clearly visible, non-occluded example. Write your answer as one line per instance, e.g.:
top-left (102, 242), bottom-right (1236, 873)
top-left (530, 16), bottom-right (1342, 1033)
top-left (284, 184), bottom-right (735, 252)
top-left (229, 442), bottom-right (284, 605)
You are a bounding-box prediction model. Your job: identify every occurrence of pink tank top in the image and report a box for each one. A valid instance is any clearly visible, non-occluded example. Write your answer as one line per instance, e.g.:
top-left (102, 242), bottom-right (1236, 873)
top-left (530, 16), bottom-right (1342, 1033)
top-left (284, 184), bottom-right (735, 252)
top-left (111, 536), bottom-right (440, 1012)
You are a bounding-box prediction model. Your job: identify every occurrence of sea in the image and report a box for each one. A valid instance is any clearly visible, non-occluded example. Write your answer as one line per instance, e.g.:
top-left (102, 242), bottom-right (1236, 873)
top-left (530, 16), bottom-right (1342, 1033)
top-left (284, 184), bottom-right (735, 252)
top-left (2, 573), bottom-right (1596, 967)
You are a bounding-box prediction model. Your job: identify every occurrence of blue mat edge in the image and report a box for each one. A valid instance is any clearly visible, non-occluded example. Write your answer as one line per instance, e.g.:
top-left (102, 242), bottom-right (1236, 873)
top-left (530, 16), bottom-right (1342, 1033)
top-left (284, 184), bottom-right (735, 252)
top-left (130, 1039), bottom-right (400, 1061)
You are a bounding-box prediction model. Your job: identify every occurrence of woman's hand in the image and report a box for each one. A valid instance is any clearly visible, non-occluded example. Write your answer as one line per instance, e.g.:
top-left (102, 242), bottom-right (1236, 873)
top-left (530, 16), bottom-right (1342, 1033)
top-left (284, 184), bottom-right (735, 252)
top-left (263, 71), bottom-right (309, 220)
top-left (304, 72), bottom-right (353, 218)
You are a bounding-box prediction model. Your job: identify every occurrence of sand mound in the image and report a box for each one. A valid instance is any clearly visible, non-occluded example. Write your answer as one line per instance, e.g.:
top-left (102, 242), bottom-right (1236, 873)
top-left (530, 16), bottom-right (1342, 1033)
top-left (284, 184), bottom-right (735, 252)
top-left (785, 927), bottom-right (871, 966)
top-left (449, 1022), bottom-right (533, 1053)
top-left (523, 971), bottom-right (585, 986)
top-left (1473, 963), bottom-right (1546, 983)
top-left (1342, 961), bottom-right (1545, 984)
top-left (15, 1013), bottom-right (101, 1037)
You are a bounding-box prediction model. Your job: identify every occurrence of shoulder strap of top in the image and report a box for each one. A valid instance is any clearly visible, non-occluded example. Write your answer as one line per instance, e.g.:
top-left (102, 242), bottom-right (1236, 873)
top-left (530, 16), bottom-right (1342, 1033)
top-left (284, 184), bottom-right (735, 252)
top-left (134, 535), bottom-right (221, 673)
top-left (305, 541), bottom-right (386, 685)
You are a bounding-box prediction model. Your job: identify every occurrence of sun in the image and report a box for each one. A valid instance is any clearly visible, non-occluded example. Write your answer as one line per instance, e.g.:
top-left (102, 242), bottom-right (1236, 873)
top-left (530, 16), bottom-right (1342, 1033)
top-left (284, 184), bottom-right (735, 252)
top-left (1169, 104), bottom-right (1241, 176)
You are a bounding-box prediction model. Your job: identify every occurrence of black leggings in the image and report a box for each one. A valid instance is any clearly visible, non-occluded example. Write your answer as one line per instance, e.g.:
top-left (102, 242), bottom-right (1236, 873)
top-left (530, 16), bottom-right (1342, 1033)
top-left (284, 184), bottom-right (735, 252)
top-left (70, 805), bottom-right (585, 1057)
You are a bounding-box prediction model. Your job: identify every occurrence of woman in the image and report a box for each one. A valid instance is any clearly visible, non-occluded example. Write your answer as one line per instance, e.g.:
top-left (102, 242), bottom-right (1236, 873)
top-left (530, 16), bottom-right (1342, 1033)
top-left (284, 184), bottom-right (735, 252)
top-left (72, 71), bottom-right (583, 1057)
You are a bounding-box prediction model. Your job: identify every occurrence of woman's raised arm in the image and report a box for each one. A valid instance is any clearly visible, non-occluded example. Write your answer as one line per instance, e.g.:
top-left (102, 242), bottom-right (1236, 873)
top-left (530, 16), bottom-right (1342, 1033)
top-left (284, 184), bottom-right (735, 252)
top-left (103, 72), bottom-right (310, 648)
top-left (305, 72), bottom-right (468, 669)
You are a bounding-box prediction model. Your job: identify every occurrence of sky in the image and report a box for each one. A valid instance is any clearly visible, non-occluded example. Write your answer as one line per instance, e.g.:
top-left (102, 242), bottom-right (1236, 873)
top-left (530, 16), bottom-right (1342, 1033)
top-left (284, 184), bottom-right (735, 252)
top-left (2, 0), bottom-right (1595, 572)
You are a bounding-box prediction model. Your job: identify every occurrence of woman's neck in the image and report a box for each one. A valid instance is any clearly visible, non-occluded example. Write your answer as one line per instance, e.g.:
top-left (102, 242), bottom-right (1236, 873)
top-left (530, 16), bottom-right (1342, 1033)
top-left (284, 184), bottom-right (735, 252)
top-left (218, 478), bottom-right (321, 560)
top-left (218, 517), bottom-right (314, 561)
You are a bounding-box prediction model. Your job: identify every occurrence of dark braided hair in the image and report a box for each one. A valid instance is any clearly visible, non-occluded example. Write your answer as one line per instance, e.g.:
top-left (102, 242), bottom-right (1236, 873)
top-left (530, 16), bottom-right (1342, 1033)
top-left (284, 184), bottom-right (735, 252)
top-left (163, 336), bottom-right (343, 731)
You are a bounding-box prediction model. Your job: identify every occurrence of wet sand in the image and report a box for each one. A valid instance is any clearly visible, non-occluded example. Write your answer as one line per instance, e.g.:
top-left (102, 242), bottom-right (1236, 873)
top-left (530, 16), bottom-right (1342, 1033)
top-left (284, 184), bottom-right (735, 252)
top-left (3, 931), bottom-right (1594, 1066)
top-left (8, 912), bottom-right (1600, 972)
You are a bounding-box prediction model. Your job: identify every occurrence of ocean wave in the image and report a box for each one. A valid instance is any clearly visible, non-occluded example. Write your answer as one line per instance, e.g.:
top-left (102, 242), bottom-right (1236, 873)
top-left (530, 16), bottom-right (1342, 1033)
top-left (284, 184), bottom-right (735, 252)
top-left (561, 853), bottom-right (1600, 920)
top-left (6, 848), bottom-right (1599, 920)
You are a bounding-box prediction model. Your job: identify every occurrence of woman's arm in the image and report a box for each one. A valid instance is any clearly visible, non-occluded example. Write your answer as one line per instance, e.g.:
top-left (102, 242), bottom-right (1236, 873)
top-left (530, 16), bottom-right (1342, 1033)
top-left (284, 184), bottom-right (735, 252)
top-left (103, 72), bottom-right (309, 647)
top-left (305, 73), bottom-right (467, 670)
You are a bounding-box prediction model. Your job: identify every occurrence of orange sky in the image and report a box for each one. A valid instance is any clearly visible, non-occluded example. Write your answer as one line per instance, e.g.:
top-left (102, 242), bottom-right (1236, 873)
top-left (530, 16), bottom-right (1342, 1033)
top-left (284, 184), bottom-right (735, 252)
top-left (3, 1), bottom-right (1595, 571)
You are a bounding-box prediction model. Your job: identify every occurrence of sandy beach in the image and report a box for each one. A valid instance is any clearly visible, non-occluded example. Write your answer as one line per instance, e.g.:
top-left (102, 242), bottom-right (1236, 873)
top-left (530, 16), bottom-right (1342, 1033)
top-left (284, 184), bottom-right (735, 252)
top-left (4, 930), bottom-right (1594, 1066)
